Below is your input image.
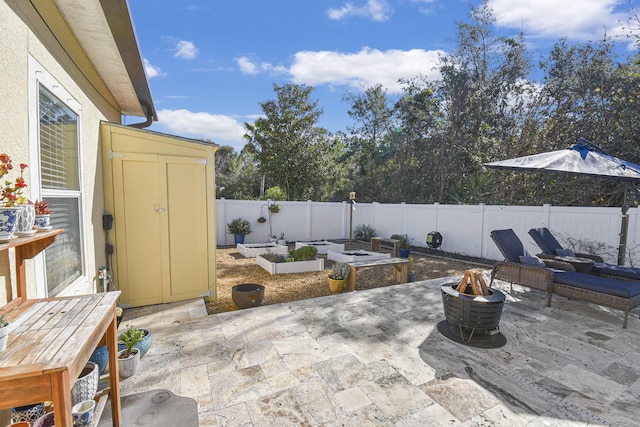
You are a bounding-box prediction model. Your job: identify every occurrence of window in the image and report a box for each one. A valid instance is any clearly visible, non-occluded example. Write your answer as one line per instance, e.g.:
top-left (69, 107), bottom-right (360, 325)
top-left (38, 84), bottom-right (84, 296)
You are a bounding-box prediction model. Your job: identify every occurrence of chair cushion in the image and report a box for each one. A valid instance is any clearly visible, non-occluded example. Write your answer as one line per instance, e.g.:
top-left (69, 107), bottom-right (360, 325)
top-left (529, 227), bottom-right (564, 254)
top-left (592, 263), bottom-right (640, 281)
top-left (553, 271), bottom-right (640, 298)
top-left (556, 248), bottom-right (576, 257)
top-left (519, 256), bottom-right (545, 266)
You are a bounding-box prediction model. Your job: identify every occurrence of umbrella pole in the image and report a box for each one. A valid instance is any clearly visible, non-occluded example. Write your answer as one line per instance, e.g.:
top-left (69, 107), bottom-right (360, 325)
top-left (618, 185), bottom-right (630, 266)
top-left (618, 208), bottom-right (629, 266)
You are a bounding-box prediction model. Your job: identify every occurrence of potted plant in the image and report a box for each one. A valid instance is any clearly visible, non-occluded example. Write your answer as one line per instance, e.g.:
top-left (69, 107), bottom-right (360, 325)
top-left (398, 234), bottom-right (411, 258)
top-left (277, 232), bottom-right (286, 246)
top-left (268, 203), bottom-right (280, 213)
top-left (328, 262), bottom-right (350, 294)
top-left (33, 199), bottom-right (53, 229)
top-left (0, 154), bottom-right (28, 238)
top-left (227, 217), bottom-right (252, 245)
top-left (257, 216), bottom-right (267, 223)
top-left (117, 325), bottom-right (146, 378)
top-left (0, 314), bottom-right (9, 352)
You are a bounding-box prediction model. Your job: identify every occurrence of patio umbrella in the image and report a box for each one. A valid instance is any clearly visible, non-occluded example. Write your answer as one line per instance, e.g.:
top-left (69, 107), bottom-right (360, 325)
top-left (484, 138), bottom-right (640, 265)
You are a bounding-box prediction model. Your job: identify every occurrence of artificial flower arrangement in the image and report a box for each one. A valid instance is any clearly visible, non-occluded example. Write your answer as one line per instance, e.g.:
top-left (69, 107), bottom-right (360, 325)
top-left (0, 153), bottom-right (28, 207)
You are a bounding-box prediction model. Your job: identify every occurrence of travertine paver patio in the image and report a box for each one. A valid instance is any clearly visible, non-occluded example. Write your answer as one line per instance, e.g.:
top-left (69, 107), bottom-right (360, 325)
top-left (117, 274), bottom-right (640, 426)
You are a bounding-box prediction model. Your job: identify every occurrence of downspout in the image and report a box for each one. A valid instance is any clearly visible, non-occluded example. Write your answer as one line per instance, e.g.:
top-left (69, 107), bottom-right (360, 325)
top-left (127, 100), bottom-right (154, 129)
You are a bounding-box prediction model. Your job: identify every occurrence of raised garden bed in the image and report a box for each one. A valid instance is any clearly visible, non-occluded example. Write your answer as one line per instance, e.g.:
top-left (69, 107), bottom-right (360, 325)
top-left (237, 243), bottom-right (288, 258)
top-left (294, 241), bottom-right (345, 255)
top-left (327, 250), bottom-right (391, 263)
top-left (256, 255), bottom-right (325, 274)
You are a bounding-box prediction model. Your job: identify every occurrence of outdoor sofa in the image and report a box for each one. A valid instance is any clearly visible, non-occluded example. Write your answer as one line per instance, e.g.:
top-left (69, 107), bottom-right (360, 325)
top-left (490, 229), bottom-right (640, 328)
top-left (528, 227), bottom-right (640, 281)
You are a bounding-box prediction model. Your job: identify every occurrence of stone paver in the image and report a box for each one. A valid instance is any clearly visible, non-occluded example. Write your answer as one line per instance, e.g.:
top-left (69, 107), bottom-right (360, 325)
top-left (119, 276), bottom-right (640, 426)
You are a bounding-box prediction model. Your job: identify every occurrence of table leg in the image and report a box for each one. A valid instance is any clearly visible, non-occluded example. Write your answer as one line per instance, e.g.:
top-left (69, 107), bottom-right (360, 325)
top-left (371, 238), bottom-right (380, 253)
top-left (107, 307), bottom-right (122, 426)
top-left (395, 263), bottom-right (409, 283)
top-left (347, 266), bottom-right (357, 292)
top-left (51, 370), bottom-right (72, 427)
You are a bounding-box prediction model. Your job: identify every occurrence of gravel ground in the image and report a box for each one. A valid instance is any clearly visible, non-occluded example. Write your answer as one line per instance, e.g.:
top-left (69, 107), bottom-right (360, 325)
top-left (206, 241), bottom-right (492, 314)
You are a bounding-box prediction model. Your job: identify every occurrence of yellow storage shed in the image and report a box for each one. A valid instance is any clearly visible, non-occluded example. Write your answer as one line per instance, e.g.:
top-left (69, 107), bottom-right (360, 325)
top-left (101, 122), bottom-right (218, 307)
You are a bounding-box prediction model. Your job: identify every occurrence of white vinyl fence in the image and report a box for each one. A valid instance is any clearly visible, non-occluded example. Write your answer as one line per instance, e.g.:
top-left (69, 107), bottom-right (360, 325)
top-left (216, 199), bottom-right (640, 266)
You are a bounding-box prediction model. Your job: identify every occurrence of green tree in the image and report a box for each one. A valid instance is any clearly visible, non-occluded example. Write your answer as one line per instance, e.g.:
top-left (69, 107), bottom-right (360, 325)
top-left (244, 83), bottom-right (331, 200)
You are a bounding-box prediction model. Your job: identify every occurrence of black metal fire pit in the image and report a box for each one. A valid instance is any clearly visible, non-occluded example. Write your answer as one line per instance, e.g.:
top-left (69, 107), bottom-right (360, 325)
top-left (439, 270), bottom-right (506, 348)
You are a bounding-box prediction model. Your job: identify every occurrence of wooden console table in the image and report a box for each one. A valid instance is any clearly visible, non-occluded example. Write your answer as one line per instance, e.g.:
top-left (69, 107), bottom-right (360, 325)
top-left (0, 291), bottom-right (122, 427)
top-left (370, 237), bottom-right (400, 258)
top-left (0, 229), bottom-right (64, 308)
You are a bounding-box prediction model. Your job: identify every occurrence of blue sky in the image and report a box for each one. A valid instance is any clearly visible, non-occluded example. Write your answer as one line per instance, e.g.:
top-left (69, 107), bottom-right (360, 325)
top-left (126, 0), bottom-right (640, 151)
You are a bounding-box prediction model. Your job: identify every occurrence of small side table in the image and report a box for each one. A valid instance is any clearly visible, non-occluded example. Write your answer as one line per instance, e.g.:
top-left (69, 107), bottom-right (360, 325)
top-left (556, 256), bottom-right (595, 274)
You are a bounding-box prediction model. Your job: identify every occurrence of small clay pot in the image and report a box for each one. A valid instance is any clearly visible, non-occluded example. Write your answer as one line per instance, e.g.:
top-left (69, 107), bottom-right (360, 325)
top-left (232, 284), bottom-right (265, 309)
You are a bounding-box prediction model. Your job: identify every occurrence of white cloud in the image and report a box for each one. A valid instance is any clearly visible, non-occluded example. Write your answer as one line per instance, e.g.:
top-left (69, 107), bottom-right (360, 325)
top-left (289, 47), bottom-right (444, 93)
top-left (157, 109), bottom-right (247, 148)
top-left (143, 58), bottom-right (164, 78)
top-left (237, 57), bottom-right (259, 75)
top-left (488, 0), bottom-right (628, 40)
top-left (174, 40), bottom-right (198, 60)
top-left (237, 57), bottom-right (288, 75)
top-left (327, 0), bottom-right (393, 22)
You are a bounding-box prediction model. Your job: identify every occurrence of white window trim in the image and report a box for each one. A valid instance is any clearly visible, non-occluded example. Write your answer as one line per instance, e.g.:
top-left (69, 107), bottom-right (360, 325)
top-left (28, 55), bottom-right (88, 297)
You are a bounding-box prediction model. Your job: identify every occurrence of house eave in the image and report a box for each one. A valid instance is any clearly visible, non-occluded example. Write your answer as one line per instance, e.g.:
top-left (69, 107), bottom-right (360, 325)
top-left (54, 0), bottom-right (156, 121)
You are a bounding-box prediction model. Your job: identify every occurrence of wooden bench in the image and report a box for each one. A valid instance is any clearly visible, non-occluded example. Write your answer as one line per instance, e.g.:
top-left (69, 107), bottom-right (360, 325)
top-left (346, 257), bottom-right (410, 291)
top-left (370, 237), bottom-right (400, 257)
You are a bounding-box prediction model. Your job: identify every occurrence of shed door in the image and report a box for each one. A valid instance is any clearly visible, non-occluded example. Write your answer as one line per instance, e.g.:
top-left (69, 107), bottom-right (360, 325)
top-left (112, 153), bottom-right (209, 306)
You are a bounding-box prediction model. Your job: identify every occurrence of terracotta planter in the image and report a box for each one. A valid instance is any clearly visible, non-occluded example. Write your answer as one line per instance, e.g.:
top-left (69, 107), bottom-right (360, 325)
top-left (232, 284), bottom-right (265, 309)
top-left (328, 277), bottom-right (346, 294)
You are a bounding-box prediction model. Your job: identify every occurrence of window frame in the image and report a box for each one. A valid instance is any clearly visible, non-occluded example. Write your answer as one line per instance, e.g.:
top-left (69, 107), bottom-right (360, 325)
top-left (28, 55), bottom-right (88, 297)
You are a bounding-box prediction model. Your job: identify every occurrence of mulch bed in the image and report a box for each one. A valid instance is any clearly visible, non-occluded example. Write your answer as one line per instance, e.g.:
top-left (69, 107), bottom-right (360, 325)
top-left (207, 241), bottom-right (492, 314)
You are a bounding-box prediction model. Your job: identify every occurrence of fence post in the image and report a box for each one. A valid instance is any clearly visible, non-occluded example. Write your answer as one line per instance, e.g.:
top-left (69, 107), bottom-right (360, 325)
top-left (307, 200), bottom-right (313, 241)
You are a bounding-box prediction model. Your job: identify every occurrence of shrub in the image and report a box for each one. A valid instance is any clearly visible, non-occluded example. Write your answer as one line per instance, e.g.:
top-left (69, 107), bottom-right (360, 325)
top-left (354, 224), bottom-right (375, 242)
top-left (287, 245), bottom-right (318, 261)
top-left (227, 218), bottom-right (252, 235)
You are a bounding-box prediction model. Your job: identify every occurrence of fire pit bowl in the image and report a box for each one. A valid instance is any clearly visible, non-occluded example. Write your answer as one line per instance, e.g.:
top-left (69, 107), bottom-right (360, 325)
top-left (441, 284), bottom-right (505, 331)
top-left (232, 284), bottom-right (265, 309)
top-left (439, 269), bottom-right (507, 348)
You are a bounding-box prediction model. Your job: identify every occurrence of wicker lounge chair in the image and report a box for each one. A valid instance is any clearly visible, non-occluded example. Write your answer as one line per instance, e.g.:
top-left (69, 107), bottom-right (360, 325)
top-left (490, 229), bottom-right (640, 328)
top-left (529, 227), bottom-right (640, 281)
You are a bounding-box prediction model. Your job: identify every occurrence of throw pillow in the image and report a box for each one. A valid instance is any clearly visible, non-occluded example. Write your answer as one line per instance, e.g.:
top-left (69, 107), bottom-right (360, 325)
top-left (556, 248), bottom-right (575, 257)
top-left (518, 255), bottom-right (545, 266)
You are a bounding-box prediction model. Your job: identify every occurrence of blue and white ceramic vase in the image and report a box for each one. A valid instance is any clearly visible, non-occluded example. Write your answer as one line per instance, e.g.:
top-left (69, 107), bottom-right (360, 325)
top-left (35, 213), bottom-right (51, 228)
top-left (0, 206), bottom-right (23, 238)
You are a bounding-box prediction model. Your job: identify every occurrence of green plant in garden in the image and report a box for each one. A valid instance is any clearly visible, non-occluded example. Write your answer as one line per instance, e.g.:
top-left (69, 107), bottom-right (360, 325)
top-left (354, 224), bottom-right (375, 242)
top-left (287, 246), bottom-right (318, 261)
top-left (329, 262), bottom-right (350, 280)
top-left (227, 218), bottom-right (252, 235)
top-left (118, 325), bottom-right (146, 358)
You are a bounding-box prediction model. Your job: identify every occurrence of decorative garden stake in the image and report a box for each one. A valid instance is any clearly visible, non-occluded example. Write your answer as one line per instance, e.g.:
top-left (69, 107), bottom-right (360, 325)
top-left (349, 191), bottom-right (356, 243)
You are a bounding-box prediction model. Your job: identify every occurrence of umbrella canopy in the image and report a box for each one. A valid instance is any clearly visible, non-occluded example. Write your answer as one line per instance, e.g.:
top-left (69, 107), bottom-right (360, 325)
top-left (484, 139), bottom-right (640, 265)
top-left (484, 143), bottom-right (640, 182)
